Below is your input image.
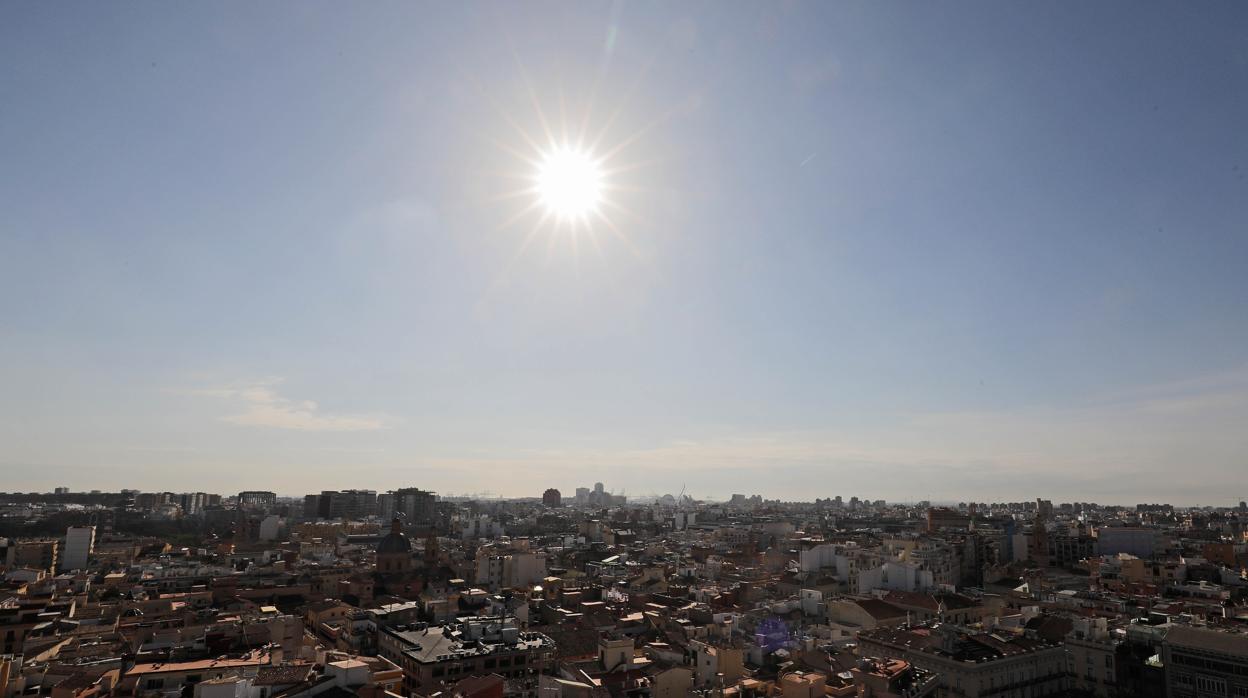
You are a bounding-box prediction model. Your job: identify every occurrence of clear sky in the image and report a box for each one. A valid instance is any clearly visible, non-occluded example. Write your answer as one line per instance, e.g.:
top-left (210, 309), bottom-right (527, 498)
top-left (2, 2), bottom-right (1246, 505)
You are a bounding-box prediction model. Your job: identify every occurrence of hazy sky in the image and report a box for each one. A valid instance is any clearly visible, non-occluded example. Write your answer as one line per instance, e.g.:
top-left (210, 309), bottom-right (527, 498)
top-left (3, 2), bottom-right (1247, 505)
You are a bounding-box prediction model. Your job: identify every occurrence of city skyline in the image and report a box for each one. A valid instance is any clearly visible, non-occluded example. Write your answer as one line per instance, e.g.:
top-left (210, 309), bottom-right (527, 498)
top-left (2, 4), bottom-right (1246, 696)
top-left (4, 484), bottom-right (1245, 512)
top-left (4, 2), bottom-right (1248, 505)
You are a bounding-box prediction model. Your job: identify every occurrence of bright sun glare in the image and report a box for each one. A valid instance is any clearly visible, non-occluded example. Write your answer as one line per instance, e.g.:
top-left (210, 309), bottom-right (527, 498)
top-left (487, 80), bottom-right (652, 258)
top-left (535, 146), bottom-right (603, 220)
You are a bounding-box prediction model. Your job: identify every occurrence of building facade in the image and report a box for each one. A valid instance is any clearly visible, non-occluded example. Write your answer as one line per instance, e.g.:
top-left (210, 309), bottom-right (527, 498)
top-left (237, 491), bottom-right (277, 510)
top-left (61, 525), bottom-right (95, 571)
top-left (1162, 625), bottom-right (1248, 698)
top-left (8, 540), bottom-right (58, 573)
top-left (391, 488), bottom-right (437, 526)
top-left (859, 624), bottom-right (1069, 698)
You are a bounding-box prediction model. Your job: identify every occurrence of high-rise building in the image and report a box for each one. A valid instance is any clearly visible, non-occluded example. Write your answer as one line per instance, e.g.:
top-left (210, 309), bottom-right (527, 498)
top-left (329, 490), bottom-right (377, 519)
top-left (1036, 498), bottom-right (1054, 521)
top-left (238, 491), bottom-right (277, 510)
top-left (303, 490), bottom-right (378, 520)
top-left (177, 492), bottom-right (210, 516)
top-left (587, 482), bottom-right (608, 507)
top-left (391, 488), bottom-right (437, 525)
top-left (303, 493), bottom-right (321, 519)
top-left (134, 492), bottom-right (172, 510)
top-left (62, 526), bottom-right (95, 571)
top-left (378, 492), bottom-right (395, 520)
top-left (542, 488), bottom-right (561, 507)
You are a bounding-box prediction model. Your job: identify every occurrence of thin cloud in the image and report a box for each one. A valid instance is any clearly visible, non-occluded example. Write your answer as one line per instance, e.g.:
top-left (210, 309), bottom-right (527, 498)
top-left (400, 367), bottom-right (1248, 502)
top-left (188, 379), bottom-right (389, 432)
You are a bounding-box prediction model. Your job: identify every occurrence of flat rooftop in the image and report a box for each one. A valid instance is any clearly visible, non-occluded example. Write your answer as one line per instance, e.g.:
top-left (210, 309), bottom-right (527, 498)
top-left (384, 624), bottom-right (552, 664)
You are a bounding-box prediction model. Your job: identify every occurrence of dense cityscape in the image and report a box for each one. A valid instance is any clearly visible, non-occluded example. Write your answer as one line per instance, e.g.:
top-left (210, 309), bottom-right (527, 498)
top-left (0, 485), bottom-right (1245, 697)
top-left (6, 0), bottom-right (1248, 696)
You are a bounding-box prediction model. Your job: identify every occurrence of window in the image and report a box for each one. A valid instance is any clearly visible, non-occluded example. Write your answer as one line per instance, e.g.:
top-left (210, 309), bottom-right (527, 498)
top-left (1196, 676), bottom-right (1226, 695)
top-left (1231, 685), bottom-right (1248, 698)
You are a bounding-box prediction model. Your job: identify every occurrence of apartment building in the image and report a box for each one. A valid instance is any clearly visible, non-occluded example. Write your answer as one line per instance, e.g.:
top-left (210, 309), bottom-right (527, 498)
top-left (377, 617), bottom-right (554, 696)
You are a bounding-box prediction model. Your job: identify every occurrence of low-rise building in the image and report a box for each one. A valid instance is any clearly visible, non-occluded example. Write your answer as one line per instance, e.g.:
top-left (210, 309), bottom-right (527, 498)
top-left (858, 623), bottom-right (1069, 698)
top-left (1162, 625), bottom-right (1248, 698)
top-left (377, 616), bottom-right (554, 697)
top-left (1064, 617), bottom-right (1119, 697)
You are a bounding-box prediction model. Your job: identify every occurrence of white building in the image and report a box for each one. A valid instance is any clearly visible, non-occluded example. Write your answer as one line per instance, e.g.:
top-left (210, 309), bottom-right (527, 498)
top-left (475, 548), bottom-right (548, 590)
top-left (461, 514), bottom-right (504, 541)
top-left (258, 515), bottom-right (282, 542)
top-left (62, 525), bottom-right (95, 571)
top-left (800, 543), bottom-right (850, 574)
top-left (858, 561), bottom-right (935, 594)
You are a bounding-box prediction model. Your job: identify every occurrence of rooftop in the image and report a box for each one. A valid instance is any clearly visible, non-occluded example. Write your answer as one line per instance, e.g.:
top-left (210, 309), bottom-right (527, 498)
top-left (383, 619), bottom-right (553, 664)
top-left (1165, 625), bottom-right (1248, 658)
top-left (861, 625), bottom-right (1059, 664)
top-left (127, 650), bottom-right (270, 675)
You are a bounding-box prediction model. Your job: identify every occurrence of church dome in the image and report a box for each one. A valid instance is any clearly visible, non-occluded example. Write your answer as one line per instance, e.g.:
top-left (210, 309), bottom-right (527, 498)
top-left (377, 518), bottom-right (412, 555)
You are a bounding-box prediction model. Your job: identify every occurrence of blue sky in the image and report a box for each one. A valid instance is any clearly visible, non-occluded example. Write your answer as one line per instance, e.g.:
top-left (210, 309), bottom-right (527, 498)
top-left (2, 2), bottom-right (1246, 504)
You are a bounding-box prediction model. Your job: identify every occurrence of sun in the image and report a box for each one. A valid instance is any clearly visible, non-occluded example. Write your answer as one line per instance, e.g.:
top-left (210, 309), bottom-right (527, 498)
top-left (534, 146), bottom-right (604, 221)
top-left (481, 71), bottom-right (662, 263)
